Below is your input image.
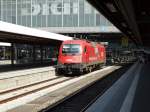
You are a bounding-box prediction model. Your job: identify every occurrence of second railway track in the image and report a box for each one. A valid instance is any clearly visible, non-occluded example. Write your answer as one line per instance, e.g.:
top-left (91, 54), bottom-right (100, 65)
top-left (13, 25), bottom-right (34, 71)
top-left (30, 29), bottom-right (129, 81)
top-left (0, 76), bottom-right (74, 104)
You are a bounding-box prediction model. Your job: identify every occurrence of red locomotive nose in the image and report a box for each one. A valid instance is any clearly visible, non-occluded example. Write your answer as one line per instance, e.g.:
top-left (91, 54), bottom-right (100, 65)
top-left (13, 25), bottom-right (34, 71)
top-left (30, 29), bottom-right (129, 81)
top-left (61, 55), bottom-right (82, 64)
top-left (58, 42), bottom-right (83, 64)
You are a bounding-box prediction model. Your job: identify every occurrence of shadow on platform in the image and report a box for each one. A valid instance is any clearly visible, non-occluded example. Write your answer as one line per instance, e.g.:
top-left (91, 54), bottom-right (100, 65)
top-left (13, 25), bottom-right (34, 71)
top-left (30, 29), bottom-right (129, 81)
top-left (131, 62), bottom-right (150, 112)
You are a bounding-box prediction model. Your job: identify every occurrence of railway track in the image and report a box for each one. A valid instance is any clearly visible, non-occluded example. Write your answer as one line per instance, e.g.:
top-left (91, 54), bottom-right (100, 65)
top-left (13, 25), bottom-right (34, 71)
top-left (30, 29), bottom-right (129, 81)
top-left (0, 66), bottom-right (109, 105)
top-left (42, 64), bottom-right (131, 112)
top-left (0, 76), bottom-right (75, 104)
top-left (0, 66), bottom-right (107, 105)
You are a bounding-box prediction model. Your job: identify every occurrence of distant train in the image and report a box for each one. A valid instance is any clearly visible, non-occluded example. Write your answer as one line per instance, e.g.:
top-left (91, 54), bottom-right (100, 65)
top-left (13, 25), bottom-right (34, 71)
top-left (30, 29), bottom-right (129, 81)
top-left (55, 39), bottom-right (106, 74)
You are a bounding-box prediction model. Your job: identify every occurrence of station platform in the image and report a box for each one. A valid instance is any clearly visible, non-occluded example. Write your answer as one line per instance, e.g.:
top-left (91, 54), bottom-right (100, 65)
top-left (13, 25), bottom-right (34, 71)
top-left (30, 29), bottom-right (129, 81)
top-left (0, 62), bottom-right (54, 73)
top-left (85, 62), bottom-right (150, 112)
top-left (131, 62), bottom-right (150, 112)
top-left (0, 65), bottom-right (55, 93)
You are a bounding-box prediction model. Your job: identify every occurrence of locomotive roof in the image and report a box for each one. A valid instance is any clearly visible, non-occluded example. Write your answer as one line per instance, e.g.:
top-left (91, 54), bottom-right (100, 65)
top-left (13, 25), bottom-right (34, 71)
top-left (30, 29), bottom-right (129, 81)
top-left (62, 39), bottom-right (87, 44)
top-left (62, 39), bottom-right (105, 47)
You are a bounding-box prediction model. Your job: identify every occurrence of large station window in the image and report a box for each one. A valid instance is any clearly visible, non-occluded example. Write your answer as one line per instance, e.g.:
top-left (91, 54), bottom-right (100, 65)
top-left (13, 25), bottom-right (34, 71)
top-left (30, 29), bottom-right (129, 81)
top-left (0, 42), bottom-right (11, 65)
top-left (16, 44), bottom-right (33, 64)
top-left (0, 46), bottom-right (11, 65)
top-left (42, 46), bottom-right (58, 64)
top-left (35, 46), bottom-right (41, 61)
top-left (14, 44), bottom-right (58, 65)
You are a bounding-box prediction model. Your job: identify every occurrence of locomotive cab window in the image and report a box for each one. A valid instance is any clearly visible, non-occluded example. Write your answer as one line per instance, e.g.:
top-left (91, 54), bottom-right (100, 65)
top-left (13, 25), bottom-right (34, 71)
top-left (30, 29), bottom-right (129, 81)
top-left (62, 44), bottom-right (81, 54)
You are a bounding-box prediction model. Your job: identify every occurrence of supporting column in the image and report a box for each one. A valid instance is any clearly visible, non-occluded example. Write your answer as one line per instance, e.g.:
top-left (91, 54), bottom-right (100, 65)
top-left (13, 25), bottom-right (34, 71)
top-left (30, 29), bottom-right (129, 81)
top-left (14, 44), bottom-right (17, 64)
top-left (31, 0), bottom-right (33, 27)
top-left (40, 45), bottom-right (43, 64)
top-left (78, 0), bottom-right (79, 27)
top-left (33, 45), bottom-right (36, 63)
top-left (3, 46), bottom-right (5, 59)
top-left (62, 0), bottom-right (64, 27)
top-left (11, 43), bottom-right (15, 65)
top-left (16, 0), bottom-right (18, 24)
top-left (1, 0), bottom-right (3, 20)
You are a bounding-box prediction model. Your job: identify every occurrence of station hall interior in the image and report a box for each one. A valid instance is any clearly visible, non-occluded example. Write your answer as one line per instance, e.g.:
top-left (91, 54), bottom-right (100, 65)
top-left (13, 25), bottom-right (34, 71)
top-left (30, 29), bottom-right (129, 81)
top-left (0, 0), bottom-right (136, 67)
top-left (0, 0), bottom-right (150, 112)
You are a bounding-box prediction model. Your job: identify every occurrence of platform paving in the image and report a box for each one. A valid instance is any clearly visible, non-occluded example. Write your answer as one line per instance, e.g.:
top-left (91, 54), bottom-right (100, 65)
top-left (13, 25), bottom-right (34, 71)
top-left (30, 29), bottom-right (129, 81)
top-left (131, 63), bottom-right (150, 112)
top-left (85, 62), bottom-right (150, 112)
top-left (85, 62), bottom-right (140, 112)
top-left (0, 66), bottom-right (55, 93)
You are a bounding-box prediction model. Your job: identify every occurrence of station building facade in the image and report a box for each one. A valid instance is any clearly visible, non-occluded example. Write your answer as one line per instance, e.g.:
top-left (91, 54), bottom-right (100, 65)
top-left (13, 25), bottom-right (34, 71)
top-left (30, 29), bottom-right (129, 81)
top-left (0, 0), bottom-right (118, 33)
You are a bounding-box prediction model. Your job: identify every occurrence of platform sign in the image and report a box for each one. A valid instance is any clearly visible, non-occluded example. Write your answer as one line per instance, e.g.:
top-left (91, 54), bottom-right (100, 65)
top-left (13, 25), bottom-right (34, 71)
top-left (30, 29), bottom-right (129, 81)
top-left (121, 37), bottom-right (128, 47)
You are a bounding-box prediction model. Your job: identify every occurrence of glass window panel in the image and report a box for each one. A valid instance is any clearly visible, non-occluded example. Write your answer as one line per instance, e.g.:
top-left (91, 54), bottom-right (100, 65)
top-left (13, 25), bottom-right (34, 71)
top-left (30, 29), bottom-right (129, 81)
top-left (79, 0), bottom-right (84, 26)
top-left (84, 15), bottom-right (90, 26)
top-left (96, 14), bottom-right (100, 26)
top-left (37, 15), bottom-right (42, 27)
top-left (21, 16), bottom-right (27, 26)
top-left (0, 1), bottom-right (1, 20)
top-left (32, 16), bottom-right (37, 27)
top-left (17, 16), bottom-right (21, 25)
top-left (56, 15), bottom-right (62, 27)
top-left (41, 16), bottom-right (46, 27)
top-left (72, 15), bottom-right (78, 27)
top-left (27, 16), bottom-right (31, 27)
top-left (100, 15), bottom-right (107, 26)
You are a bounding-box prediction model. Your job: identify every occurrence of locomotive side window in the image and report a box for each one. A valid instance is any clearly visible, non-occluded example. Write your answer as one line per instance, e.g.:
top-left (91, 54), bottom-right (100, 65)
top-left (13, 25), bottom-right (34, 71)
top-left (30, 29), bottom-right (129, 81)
top-left (62, 44), bottom-right (81, 54)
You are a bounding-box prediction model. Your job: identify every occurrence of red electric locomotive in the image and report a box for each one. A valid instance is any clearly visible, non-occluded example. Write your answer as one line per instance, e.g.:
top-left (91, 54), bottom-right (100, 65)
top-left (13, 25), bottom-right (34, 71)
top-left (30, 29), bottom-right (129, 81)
top-left (56, 39), bottom-right (106, 74)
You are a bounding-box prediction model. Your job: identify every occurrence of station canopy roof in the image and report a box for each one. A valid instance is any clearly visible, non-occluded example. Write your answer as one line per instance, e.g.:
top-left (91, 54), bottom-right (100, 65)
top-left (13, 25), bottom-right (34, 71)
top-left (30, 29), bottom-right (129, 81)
top-left (87, 0), bottom-right (150, 48)
top-left (0, 21), bottom-right (73, 45)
